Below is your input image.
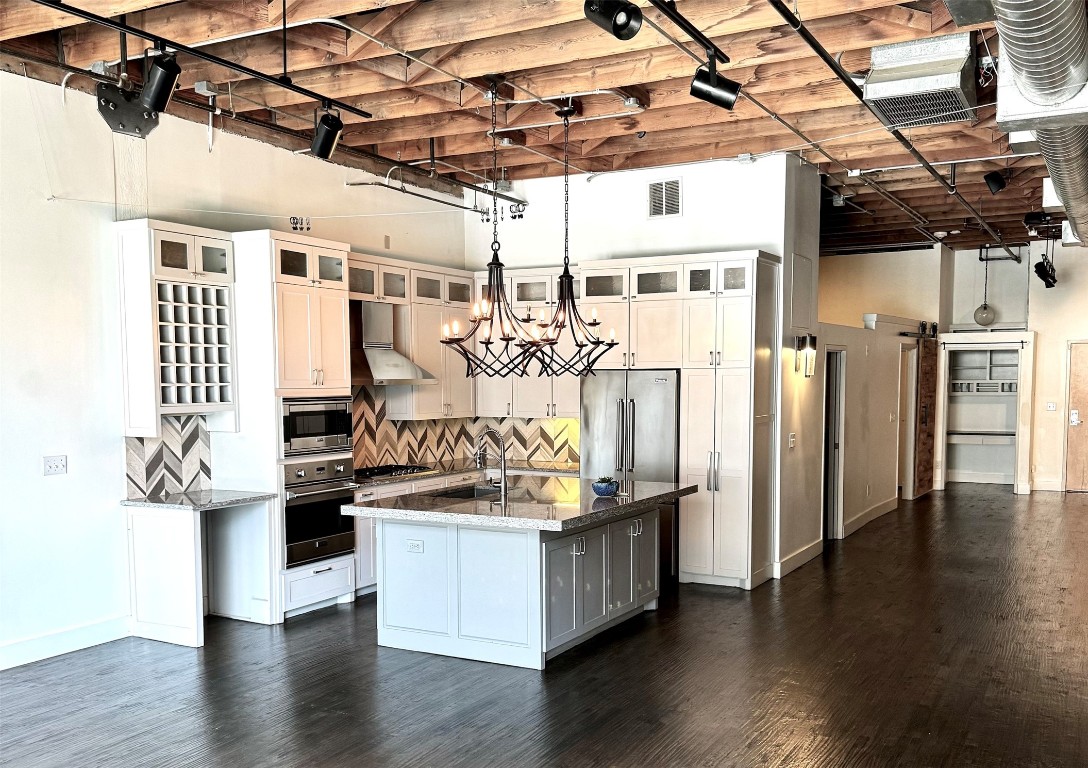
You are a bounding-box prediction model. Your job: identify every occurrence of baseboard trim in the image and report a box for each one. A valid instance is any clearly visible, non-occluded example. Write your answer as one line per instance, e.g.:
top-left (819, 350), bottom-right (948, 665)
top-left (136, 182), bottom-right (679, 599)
top-left (947, 470), bottom-right (1013, 485)
top-left (1033, 480), bottom-right (1062, 492)
top-left (0, 616), bottom-right (130, 671)
top-left (773, 539), bottom-right (823, 579)
top-left (844, 497), bottom-right (899, 538)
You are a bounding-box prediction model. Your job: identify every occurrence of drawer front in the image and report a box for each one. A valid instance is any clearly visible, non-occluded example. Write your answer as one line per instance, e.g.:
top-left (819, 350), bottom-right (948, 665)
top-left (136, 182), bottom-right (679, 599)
top-left (283, 557), bottom-right (355, 611)
top-left (286, 532), bottom-right (355, 568)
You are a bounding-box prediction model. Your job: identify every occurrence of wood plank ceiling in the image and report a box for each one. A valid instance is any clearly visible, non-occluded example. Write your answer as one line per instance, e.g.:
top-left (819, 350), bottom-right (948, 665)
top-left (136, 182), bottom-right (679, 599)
top-left (0, 0), bottom-right (1060, 253)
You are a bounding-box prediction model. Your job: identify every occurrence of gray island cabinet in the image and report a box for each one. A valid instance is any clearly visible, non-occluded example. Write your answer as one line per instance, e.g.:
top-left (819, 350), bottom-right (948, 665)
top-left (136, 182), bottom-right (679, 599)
top-left (343, 476), bottom-right (696, 669)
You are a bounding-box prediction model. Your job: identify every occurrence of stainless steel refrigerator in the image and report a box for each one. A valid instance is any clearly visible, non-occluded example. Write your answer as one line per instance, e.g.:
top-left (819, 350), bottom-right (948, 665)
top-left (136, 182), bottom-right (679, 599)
top-left (581, 369), bottom-right (681, 580)
top-left (580, 369), bottom-right (680, 485)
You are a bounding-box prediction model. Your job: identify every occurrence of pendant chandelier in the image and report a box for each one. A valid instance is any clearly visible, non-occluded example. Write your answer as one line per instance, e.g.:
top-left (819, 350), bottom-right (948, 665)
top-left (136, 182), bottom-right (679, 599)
top-left (974, 247), bottom-right (996, 327)
top-left (440, 83), bottom-right (547, 377)
top-left (535, 105), bottom-right (618, 377)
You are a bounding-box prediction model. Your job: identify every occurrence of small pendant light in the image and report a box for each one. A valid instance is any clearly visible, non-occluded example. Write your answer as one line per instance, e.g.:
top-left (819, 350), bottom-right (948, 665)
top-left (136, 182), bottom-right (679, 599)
top-left (974, 248), bottom-right (996, 326)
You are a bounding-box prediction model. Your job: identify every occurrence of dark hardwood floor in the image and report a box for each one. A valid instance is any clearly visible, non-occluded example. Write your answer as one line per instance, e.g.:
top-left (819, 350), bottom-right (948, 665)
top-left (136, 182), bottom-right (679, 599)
top-left (3, 484), bottom-right (1087, 767)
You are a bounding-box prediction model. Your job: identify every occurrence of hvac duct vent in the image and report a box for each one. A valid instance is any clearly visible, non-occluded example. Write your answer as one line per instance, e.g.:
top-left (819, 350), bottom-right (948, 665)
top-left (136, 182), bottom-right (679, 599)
top-left (649, 179), bottom-right (681, 217)
top-left (863, 33), bottom-right (978, 128)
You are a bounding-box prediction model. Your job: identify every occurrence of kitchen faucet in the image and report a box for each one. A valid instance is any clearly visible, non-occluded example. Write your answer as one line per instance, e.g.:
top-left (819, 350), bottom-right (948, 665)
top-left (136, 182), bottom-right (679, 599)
top-left (475, 427), bottom-right (508, 504)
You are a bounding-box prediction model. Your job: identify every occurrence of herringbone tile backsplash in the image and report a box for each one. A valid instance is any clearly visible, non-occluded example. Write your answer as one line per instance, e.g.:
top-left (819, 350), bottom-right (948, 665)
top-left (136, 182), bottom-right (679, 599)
top-left (352, 386), bottom-right (579, 468)
top-left (125, 415), bottom-right (211, 498)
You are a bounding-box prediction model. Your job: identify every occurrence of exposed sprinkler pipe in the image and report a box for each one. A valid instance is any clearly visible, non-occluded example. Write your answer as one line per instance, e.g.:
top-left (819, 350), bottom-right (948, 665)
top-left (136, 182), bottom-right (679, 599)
top-left (765, 0), bottom-right (1019, 261)
top-left (854, 152), bottom-right (1042, 175)
top-left (345, 180), bottom-right (486, 213)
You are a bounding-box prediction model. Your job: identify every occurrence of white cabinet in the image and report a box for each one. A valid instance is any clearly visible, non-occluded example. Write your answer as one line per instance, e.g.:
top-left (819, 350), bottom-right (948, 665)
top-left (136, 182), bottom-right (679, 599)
top-left (512, 273), bottom-right (555, 308)
top-left (396, 303), bottom-right (475, 419)
top-left (153, 230), bottom-right (234, 284)
top-left (355, 518), bottom-right (377, 590)
top-left (283, 555), bottom-right (355, 612)
top-left (477, 374), bottom-right (514, 417)
top-left (683, 260), bottom-right (751, 298)
top-left (274, 240), bottom-right (348, 290)
top-left (630, 300), bottom-right (684, 368)
top-left (581, 266), bottom-right (629, 303)
top-left (377, 264), bottom-right (410, 305)
top-left (678, 254), bottom-right (779, 591)
top-left (630, 265), bottom-right (682, 302)
top-left (591, 303), bottom-right (631, 370)
top-left (412, 270), bottom-right (474, 308)
top-left (275, 284), bottom-right (350, 392)
top-left (412, 477), bottom-right (448, 493)
top-left (347, 259), bottom-right (378, 301)
top-left (117, 220), bottom-right (239, 437)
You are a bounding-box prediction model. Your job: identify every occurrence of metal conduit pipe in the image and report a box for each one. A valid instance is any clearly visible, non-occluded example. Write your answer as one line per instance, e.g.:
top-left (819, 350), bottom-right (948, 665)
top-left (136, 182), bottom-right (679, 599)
top-left (992, 0), bottom-right (1088, 240)
top-left (766, 0), bottom-right (1019, 259)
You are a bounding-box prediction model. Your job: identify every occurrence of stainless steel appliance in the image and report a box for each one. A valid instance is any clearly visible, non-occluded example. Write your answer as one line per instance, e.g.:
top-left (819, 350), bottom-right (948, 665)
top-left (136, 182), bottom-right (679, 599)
top-left (282, 397), bottom-right (352, 456)
top-left (580, 370), bottom-right (680, 485)
top-left (581, 370), bottom-right (680, 581)
top-left (354, 464), bottom-right (440, 481)
top-left (283, 456), bottom-right (358, 567)
top-left (351, 301), bottom-right (437, 386)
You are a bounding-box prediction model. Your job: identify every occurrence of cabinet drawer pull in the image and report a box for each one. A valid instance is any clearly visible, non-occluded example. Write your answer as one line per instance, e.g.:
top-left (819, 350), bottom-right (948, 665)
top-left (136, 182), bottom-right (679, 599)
top-left (716, 351), bottom-right (721, 366)
top-left (312, 566), bottom-right (333, 574)
top-left (507, 402), bottom-right (511, 416)
top-left (622, 352), bottom-right (627, 367)
top-left (631, 353), bottom-right (635, 367)
top-left (358, 492), bottom-right (374, 498)
top-left (709, 351), bottom-right (714, 366)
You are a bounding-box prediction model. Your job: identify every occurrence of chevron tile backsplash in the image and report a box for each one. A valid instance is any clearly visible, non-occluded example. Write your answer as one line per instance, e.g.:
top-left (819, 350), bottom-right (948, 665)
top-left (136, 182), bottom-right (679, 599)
top-left (125, 415), bottom-right (211, 498)
top-left (352, 386), bottom-right (579, 469)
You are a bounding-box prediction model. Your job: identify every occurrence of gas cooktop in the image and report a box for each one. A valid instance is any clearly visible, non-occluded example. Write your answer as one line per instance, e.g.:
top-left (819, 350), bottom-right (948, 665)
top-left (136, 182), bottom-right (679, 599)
top-left (355, 464), bottom-right (438, 481)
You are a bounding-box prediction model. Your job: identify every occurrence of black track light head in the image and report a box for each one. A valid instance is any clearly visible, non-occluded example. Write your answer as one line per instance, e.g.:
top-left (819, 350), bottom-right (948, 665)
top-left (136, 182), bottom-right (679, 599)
top-left (584, 0), bottom-right (643, 41)
top-left (984, 170), bottom-right (1008, 195)
top-left (690, 65), bottom-right (741, 111)
top-left (139, 54), bottom-right (181, 114)
top-left (1034, 260), bottom-right (1057, 288)
top-left (311, 111), bottom-right (344, 160)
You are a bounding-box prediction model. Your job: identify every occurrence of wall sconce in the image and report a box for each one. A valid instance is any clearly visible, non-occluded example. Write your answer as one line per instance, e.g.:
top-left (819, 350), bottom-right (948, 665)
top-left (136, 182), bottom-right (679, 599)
top-left (795, 334), bottom-right (817, 377)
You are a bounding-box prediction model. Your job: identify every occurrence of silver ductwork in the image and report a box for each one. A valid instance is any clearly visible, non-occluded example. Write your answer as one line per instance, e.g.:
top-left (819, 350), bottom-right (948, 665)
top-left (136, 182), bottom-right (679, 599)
top-left (993, 0), bottom-right (1088, 241)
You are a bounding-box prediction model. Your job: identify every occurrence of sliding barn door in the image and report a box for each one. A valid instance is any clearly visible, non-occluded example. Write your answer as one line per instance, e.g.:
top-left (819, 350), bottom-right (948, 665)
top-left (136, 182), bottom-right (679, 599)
top-left (1066, 343), bottom-right (1088, 492)
top-left (912, 338), bottom-right (938, 498)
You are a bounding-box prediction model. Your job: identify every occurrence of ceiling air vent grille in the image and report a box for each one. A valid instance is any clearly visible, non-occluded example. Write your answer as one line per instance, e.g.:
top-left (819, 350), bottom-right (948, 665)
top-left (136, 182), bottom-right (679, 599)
top-left (863, 32), bottom-right (977, 128)
top-left (648, 179), bottom-right (681, 218)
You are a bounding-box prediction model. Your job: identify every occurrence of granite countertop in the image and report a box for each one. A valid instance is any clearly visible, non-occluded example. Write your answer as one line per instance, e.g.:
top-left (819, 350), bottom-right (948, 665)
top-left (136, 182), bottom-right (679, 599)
top-left (343, 475), bottom-right (696, 531)
top-left (122, 489), bottom-right (278, 511)
top-left (355, 458), bottom-right (579, 487)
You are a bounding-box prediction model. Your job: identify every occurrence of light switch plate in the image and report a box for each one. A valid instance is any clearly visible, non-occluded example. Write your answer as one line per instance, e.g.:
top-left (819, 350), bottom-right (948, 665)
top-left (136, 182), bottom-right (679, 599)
top-left (406, 539), bottom-right (424, 554)
top-left (788, 433), bottom-right (796, 449)
top-left (43, 455), bottom-right (67, 476)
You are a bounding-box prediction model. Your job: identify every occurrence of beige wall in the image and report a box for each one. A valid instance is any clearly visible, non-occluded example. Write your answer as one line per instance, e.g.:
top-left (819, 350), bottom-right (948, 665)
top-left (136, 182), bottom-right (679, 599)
top-left (1024, 240), bottom-right (1088, 490)
top-left (819, 246), bottom-right (951, 328)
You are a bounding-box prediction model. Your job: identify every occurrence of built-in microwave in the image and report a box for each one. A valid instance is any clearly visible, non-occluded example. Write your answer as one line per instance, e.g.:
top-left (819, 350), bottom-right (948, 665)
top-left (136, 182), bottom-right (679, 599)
top-left (282, 397), bottom-right (352, 456)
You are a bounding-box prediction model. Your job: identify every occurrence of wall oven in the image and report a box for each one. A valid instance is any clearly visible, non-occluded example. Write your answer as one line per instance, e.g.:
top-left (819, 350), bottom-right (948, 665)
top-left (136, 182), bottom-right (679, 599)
top-left (283, 456), bottom-right (357, 567)
top-left (283, 397), bottom-right (352, 456)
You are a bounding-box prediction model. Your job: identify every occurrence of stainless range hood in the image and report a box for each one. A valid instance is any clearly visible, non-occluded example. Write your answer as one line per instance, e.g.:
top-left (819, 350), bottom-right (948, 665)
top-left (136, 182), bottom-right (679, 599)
top-left (351, 301), bottom-right (437, 386)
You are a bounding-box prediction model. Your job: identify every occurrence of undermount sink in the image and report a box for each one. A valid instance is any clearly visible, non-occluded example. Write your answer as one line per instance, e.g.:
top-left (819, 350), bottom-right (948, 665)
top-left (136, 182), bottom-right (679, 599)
top-left (431, 485), bottom-right (501, 500)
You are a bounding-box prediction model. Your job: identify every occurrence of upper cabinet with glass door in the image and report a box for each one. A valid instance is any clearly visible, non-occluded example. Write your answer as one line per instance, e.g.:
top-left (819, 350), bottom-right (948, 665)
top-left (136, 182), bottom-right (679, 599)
top-left (581, 266), bottom-right (629, 304)
top-left (630, 265), bottom-right (682, 302)
top-left (411, 270), bottom-right (474, 308)
top-left (153, 229), bottom-right (233, 285)
top-left (273, 239), bottom-right (348, 291)
top-left (683, 260), bottom-right (752, 298)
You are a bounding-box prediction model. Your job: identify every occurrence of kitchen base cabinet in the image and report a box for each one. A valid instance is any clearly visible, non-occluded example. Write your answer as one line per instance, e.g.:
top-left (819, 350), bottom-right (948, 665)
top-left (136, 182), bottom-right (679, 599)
top-left (367, 507), bottom-right (661, 670)
top-left (283, 555), bottom-right (355, 613)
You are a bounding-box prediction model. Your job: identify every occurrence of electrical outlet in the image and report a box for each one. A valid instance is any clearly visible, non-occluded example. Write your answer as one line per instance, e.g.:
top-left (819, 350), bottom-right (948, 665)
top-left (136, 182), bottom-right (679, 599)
top-left (43, 455), bottom-right (67, 476)
top-left (1047, 402), bottom-right (1057, 412)
top-left (406, 539), bottom-right (424, 554)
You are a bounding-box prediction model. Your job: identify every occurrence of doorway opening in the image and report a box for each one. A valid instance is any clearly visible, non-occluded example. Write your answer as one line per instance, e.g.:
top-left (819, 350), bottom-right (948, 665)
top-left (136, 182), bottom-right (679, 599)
top-left (823, 350), bottom-right (846, 542)
top-left (898, 346), bottom-right (918, 499)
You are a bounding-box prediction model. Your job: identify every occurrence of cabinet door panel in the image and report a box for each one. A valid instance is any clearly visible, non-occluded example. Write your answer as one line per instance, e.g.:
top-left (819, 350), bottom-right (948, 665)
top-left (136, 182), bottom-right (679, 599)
top-left (579, 527), bottom-right (609, 631)
top-left (680, 369), bottom-right (716, 474)
top-left (581, 269), bottom-right (628, 304)
top-left (412, 270), bottom-right (445, 305)
top-left (714, 470), bottom-right (750, 579)
top-left (545, 537), bottom-right (580, 650)
top-left (445, 308), bottom-right (476, 417)
top-left (717, 296), bottom-right (753, 368)
top-left (355, 518), bottom-right (377, 589)
top-left (512, 275), bottom-right (551, 308)
top-left (378, 265), bottom-right (410, 305)
top-left (590, 303), bottom-right (630, 369)
top-left (717, 369), bottom-right (752, 470)
top-left (476, 374), bottom-right (513, 418)
top-left (630, 265), bottom-right (681, 301)
top-left (637, 509), bottom-right (659, 599)
top-left (347, 260), bottom-right (377, 300)
top-left (679, 472), bottom-right (714, 575)
top-left (195, 237), bottom-right (233, 282)
top-left (153, 231), bottom-right (196, 281)
top-left (608, 520), bottom-right (637, 618)
top-left (314, 249), bottom-right (347, 289)
top-left (551, 331), bottom-right (581, 418)
top-left (445, 275), bottom-right (474, 307)
top-left (630, 301), bottom-right (683, 368)
top-left (683, 263), bottom-right (717, 298)
top-left (276, 284), bottom-right (316, 389)
top-left (410, 304), bottom-right (447, 419)
top-left (316, 288), bottom-right (350, 389)
top-left (682, 299), bottom-right (718, 369)
top-left (513, 372), bottom-right (552, 419)
top-left (274, 242), bottom-right (312, 286)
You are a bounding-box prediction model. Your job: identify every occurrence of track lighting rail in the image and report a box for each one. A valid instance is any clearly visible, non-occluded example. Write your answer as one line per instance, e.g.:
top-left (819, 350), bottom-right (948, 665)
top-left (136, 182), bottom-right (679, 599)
top-left (765, 0), bottom-right (1018, 260)
top-left (25, 0), bottom-right (373, 119)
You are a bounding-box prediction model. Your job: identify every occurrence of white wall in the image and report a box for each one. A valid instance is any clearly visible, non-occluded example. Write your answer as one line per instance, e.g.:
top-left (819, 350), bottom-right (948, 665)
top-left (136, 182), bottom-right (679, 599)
top-left (0, 72), bottom-right (464, 668)
top-left (464, 155), bottom-right (793, 269)
top-left (819, 245), bottom-right (952, 328)
top-left (951, 247), bottom-right (1030, 329)
top-left (1022, 240), bottom-right (1088, 490)
top-left (819, 320), bottom-right (908, 536)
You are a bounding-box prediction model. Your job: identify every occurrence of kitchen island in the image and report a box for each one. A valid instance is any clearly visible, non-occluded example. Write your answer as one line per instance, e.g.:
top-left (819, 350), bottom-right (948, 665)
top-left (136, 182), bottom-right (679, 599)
top-left (343, 476), bottom-right (697, 669)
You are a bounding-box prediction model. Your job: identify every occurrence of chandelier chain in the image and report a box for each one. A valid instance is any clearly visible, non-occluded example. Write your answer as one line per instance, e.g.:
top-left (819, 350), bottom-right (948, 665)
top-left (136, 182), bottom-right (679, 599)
top-left (563, 108), bottom-right (570, 269)
top-left (491, 82), bottom-right (499, 254)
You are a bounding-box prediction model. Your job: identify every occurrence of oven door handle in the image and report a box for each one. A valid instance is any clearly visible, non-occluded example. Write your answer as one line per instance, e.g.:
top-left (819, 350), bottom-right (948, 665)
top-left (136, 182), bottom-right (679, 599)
top-left (285, 482), bottom-right (360, 502)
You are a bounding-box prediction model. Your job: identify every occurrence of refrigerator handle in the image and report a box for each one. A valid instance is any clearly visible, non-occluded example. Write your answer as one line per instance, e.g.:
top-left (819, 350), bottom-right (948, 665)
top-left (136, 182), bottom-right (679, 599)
top-left (706, 451), bottom-right (713, 491)
top-left (627, 399), bottom-right (636, 470)
top-left (616, 398), bottom-right (626, 472)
